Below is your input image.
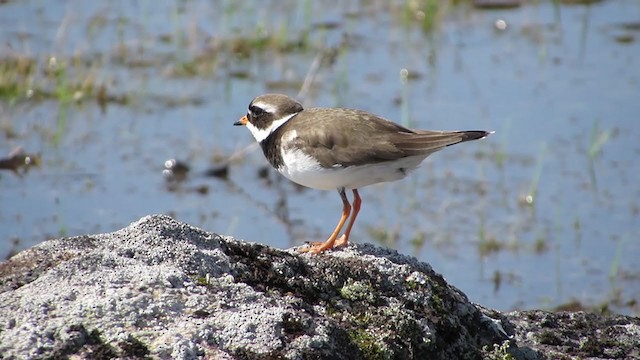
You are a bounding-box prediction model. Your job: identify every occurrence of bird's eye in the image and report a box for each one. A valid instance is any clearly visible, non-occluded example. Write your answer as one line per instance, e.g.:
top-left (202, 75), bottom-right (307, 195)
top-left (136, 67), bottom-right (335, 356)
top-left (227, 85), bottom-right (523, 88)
top-left (249, 105), bottom-right (264, 117)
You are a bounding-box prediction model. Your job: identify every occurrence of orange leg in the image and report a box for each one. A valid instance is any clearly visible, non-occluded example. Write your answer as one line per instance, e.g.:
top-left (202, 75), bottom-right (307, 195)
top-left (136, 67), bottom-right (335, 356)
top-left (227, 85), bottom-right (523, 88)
top-left (299, 188), bottom-right (351, 254)
top-left (335, 189), bottom-right (361, 248)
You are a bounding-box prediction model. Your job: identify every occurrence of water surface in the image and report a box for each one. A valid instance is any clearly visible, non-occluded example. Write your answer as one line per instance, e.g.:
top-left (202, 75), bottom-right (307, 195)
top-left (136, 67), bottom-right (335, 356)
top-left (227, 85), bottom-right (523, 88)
top-left (1, 0), bottom-right (638, 314)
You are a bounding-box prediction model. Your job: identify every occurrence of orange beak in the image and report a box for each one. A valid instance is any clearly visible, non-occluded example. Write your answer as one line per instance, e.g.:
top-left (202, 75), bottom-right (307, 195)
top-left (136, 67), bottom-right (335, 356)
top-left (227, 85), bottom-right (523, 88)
top-left (234, 115), bottom-right (248, 126)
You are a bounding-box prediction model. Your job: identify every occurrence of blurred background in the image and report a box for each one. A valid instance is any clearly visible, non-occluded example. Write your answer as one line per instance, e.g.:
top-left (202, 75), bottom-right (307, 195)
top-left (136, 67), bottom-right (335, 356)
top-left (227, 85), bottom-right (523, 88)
top-left (0, 0), bottom-right (638, 315)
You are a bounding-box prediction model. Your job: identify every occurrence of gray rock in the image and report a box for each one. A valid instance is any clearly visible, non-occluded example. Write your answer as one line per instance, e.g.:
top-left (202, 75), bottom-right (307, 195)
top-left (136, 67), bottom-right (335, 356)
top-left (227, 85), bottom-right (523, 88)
top-left (0, 215), bottom-right (637, 359)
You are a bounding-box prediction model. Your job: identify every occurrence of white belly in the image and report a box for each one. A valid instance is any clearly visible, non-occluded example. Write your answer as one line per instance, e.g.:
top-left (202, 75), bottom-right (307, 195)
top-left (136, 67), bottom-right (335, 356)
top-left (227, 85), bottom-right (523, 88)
top-left (277, 148), bottom-right (429, 190)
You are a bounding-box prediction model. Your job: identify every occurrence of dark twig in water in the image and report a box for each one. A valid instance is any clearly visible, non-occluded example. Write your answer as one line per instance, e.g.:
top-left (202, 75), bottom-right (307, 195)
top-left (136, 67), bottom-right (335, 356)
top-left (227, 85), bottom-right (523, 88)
top-left (0, 147), bottom-right (41, 177)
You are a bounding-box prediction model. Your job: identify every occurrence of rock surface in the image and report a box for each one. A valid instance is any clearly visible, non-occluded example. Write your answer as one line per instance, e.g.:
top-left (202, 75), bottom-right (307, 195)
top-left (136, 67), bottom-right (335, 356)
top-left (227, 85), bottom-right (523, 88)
top-left (0, 215), bottom-right (637, 359)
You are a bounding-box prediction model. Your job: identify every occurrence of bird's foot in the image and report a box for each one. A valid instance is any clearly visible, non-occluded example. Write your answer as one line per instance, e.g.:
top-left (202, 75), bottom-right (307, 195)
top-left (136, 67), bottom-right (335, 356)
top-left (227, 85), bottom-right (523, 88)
top-left (299, 234), bottom-right (349, 254)
top-left (334, 234), bottom-right (349, 248)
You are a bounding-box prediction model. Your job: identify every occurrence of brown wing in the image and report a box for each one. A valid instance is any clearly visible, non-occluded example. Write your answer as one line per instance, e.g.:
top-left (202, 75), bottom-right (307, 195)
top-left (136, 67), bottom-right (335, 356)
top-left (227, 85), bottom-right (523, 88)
top-left (282, 108), bottom-right (488, 168)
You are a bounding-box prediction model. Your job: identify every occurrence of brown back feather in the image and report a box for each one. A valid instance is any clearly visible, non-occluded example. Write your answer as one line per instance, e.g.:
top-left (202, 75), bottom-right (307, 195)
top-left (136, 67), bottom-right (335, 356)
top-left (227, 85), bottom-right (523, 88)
top-left (277, 107), bottom-right (489, 168)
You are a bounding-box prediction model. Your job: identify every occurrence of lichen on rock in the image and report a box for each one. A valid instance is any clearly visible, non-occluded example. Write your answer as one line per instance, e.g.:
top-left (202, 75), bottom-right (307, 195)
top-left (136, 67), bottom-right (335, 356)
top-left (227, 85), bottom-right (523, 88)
top-left (0, 215), bottom-right (638, 359)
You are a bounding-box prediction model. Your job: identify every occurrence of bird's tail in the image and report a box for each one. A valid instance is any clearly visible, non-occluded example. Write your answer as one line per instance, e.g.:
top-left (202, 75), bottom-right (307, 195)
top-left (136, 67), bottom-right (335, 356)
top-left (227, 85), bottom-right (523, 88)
top-left (396, 130), bottom-right (493, 156)
top-left (457, 130), bottom-right (494, 143)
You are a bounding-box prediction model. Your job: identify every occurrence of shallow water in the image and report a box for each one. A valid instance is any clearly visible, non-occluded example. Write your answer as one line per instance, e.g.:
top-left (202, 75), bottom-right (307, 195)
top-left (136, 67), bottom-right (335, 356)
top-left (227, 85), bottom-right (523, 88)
top-left (1, 0), bottom-right (639, 315)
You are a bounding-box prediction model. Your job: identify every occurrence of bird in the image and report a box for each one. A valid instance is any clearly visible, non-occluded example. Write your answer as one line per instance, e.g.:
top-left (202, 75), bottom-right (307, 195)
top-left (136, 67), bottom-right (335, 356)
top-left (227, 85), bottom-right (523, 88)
top-left (234, 93), bottom-right (491, 254)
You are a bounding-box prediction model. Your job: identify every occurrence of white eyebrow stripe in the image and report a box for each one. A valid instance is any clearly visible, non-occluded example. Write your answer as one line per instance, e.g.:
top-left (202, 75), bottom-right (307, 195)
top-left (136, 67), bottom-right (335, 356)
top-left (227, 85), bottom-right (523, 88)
top-left (251, 101), bottom-right (278, 114)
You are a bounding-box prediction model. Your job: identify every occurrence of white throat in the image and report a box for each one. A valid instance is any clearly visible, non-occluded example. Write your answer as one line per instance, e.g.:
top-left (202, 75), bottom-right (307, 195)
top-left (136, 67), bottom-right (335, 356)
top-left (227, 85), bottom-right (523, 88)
top-left (246, 113), bottom-right (298, 143)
